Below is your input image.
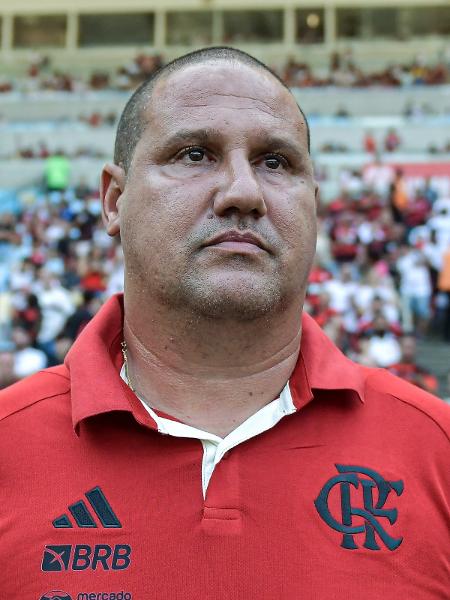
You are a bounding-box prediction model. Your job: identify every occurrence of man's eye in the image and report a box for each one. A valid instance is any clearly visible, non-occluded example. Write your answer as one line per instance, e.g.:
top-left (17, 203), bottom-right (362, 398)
top-left (264, 155), bottom-right (287, 170)
top-left (184, 147), bottom-right (205, 162)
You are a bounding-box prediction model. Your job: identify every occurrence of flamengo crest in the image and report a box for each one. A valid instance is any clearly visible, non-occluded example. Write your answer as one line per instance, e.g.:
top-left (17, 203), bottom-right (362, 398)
top-left (314, 464), bottom-right (404, 551)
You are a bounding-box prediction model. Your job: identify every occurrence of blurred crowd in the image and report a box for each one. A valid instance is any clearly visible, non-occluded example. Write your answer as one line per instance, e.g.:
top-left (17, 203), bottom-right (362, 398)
top-left (0, 54), bottom-right (164, 94)
top-left (13, 144), bottom-right (108, 161)
top-left (0, 51), bottom-right (448, 95)
top-left (0, 183), bottom-right (124, 389)
top-left (283, 51), bottom-right (449, 88)
top-left (0, 159), bottom-right (450, 400)
top-left (307, 165), bottom-right (450, 398)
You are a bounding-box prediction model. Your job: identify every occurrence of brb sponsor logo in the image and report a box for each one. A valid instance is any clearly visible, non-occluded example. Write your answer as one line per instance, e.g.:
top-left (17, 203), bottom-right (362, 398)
top-left (41, 545), bottom-right (131, 572)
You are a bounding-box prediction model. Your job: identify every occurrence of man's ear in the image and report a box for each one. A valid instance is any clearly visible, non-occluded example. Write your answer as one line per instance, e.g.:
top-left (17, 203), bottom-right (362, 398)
top-left (100, 163), bottom-right (126, 237)
top-left (314, 182), bottom-right (320, 214)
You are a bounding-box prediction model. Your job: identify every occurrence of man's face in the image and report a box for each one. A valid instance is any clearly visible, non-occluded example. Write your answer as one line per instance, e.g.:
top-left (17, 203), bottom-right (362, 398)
top-left (117, 61), bottom-right (317, 320)
top-left (401, 337), bottom-right (416, 361)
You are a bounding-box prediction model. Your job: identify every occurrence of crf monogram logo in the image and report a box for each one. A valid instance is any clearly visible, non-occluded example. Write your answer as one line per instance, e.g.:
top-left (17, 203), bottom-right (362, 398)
top-left (314, 465), bottom-right (404, 551)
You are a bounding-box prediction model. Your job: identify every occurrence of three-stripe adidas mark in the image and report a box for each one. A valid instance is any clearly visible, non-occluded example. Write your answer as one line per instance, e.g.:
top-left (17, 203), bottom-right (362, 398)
top-left (53, 486), bottom-right (121, 529)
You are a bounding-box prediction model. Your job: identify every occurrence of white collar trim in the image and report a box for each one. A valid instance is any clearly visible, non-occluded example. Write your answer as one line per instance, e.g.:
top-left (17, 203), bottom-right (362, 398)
top-left (120, 364), bottom-right (296, 496)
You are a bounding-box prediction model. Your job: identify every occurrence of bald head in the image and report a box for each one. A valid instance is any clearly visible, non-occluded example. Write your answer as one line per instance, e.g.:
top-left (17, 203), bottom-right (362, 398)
top-left (114, 47), bottom-right (310, 173)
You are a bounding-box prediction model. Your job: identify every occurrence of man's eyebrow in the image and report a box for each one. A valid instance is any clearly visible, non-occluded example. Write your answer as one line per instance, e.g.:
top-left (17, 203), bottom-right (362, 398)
top-left (257, 135), bottom-right (305, 158)
top-left (159, 128), bottom-right (221, 148)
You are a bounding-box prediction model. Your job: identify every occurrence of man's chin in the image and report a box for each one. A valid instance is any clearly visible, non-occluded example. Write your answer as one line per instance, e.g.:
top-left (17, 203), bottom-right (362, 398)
top-left (182, 280), bottom-right (285, 321)
top-left (188, 297), bottom-right (279, 321)
top-left (152, 267), bottom-right (294, 320)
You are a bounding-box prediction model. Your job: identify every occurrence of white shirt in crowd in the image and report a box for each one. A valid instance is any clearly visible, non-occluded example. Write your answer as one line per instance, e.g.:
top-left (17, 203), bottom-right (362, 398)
top-left (366, 334), bottom-right (402, 368)
top-left (397, 251), bottom-right (432, 298)
top-left (14, 347), bottom-right (47, 378)
top-left (35, 285), bottom-right (75, 344)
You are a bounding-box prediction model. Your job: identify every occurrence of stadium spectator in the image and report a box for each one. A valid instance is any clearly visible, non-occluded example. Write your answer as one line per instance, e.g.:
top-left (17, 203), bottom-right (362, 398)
top-left (310, 291), bottom-right (340, 328)
top-left (35, 270), bottom-right (75, 365)
top-left (363, 131), bottom-right (377, 154)
top-left (389, 169), bottom-right (409, 224)
top-left (363, 158), bottom-right (394, 199)
top-left (11, 325), bottom-right (47, 380)
top-left (357, 293), bottom-right (401, 334)
top-left (78, 249), bottom-right (108, 293)
top-left (55, 290), bottom-right (102, 362)
top-left (74, 177), bottom-right (93, 201)
top-left (44, 150), bottom-right (71, 192)
top-left (12, 292), bottom-right (42, 344)
top-left (420, 177), bottom-right (439, 206)
top-left (408, 193), bottom-right (434, 228)
top-left (438, 244), bottom-right (450, 341)
top-left (384, 128), bottom-right (401, 152)
top-left (322, 264), bottom-right (358, 314)
top-left (329, 213), bottom-right (360, 263)
top-left (444, 371), bottom-right (450, 403)
top-left (358, 315), bottom-right (402, 368)
top-left (396, 247), bottom-right (432, 336)
top-left (423, 229), bottom-right (444, 293)
top-left (0, 213), bottom-right (20, 251)
top-left (0, 349), bottom-right (16, 389)
top-left (388, 334), bottom-right (439, 394)
top-left (427, 197), bottom-right (450, 250)
top-left (59, 290), bottom-right (100, 343)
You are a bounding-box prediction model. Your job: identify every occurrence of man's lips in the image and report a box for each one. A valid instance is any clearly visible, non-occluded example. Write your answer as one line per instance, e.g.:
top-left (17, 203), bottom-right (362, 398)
top-left (202, 230), bottom-right (269, 253)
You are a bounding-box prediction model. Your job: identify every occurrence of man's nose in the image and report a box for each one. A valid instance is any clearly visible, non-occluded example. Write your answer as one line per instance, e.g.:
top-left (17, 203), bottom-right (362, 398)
top-left (213, 153), bottom-right (267, 217)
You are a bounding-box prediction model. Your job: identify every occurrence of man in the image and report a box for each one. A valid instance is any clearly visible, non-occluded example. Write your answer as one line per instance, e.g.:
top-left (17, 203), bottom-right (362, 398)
top-left (44, 149), bottom-right (71, 193)
top-left (35, 269), bottom-right (75, 366)
top-left (1, 48), bottom-right (449, 599)
top-left (388, 334), bottom-right (439, 395)
top-left (11, 325), bottom-right (48, 380)
top-left (359, 315), bottom-right (402, 368)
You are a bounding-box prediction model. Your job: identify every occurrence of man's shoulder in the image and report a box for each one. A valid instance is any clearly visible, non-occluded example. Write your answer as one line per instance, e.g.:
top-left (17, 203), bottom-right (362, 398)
top-left (0, 365), bottom-right (70, 424)
top-left (364, 366), bottom-right (450, 442)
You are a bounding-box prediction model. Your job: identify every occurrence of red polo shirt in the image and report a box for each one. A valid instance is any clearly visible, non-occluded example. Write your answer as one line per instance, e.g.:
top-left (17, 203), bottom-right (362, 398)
top-left (0, 294), bottom-right (449, 599)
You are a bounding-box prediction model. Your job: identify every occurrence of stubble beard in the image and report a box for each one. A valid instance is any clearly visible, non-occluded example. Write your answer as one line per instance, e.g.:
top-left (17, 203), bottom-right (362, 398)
top-left (155, 256), bottom-right (297, 322)
top-left (125, 222), bottom-right (310, 323)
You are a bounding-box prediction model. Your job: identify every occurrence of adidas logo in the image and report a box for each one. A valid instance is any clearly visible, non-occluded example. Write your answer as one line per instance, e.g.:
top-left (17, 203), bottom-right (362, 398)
top-left (53, 486), bottom-right (121, 529)
top-left (43, 487), bottom-right (130, 572)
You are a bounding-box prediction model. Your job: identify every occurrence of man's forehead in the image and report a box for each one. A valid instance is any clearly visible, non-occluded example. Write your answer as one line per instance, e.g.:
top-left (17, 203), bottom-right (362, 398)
top-left (156, 60), bottom-right (282, 96)
top-left (145, 61), bottom-right (306, 139)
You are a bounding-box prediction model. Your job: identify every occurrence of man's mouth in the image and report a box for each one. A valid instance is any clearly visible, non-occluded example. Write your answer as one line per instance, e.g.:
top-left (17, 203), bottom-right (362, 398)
top-left (201, 230), bottom-right (268, 254)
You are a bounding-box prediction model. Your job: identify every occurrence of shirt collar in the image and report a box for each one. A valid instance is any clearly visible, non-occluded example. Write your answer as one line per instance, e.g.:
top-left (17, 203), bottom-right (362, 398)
top-left (66, 293), bottom-right (364, 433)
top-left (289, 311), bottom-right (365, 408)
top-left (65, 294), bottom-right (158, 434)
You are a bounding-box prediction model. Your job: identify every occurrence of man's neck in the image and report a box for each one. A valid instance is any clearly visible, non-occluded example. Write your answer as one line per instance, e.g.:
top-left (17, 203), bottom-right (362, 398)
top-left (122, 299), bottom-right (303, 437)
